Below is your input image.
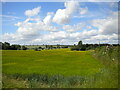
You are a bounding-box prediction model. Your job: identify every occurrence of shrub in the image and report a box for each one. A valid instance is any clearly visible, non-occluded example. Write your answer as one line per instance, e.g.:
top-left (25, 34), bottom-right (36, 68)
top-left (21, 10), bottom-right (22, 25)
top-left (71, 46), bottom-right (79, 51)
top-left (34, 48), bottom-right (39, 51)
top-left (22, 46), bottom-right (27, 50)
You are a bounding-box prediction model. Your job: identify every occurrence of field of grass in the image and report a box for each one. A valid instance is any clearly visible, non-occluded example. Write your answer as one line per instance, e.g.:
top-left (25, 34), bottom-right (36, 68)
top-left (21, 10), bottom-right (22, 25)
top-left (2, 48), bottom-right (118, 88)
top-left (3, 49), bottom-right (102, 76)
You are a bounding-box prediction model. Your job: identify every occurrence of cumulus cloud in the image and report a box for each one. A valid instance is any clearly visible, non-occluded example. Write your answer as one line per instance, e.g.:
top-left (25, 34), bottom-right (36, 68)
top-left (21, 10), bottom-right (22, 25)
top-left (63, 23), bottom-right (86, 32)
top-left (52, 9), bottom-right (70, 24)
top-left (52, 1), bottom-right (80, 24)
top-left (2, 7), bottom-right (57, 44)
top-left (2, 18), bottom-right (57, 44)
top-left (52, 1), bottom-right (88, 25)
top-left (64, 1), bottom-right (79, 15)
top-left (43, 12), bottom-right (54, 25)
top-left (91, 11), bottom-right (118, 35)
top-left (2, 2), bottom-right (118, 45)
top-left (25, 7), bottom-right (41, 17)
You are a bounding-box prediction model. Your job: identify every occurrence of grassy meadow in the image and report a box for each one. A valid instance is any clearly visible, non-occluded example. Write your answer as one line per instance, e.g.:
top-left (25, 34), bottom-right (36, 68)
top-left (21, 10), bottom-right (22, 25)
top-left (2, 47), bottom-right (118, 88)
top-left (3, 49), bottom-right (102, 75)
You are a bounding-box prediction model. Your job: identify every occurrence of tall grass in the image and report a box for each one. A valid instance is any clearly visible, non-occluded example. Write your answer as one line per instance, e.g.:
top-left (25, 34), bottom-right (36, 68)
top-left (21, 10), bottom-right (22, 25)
top-left (90, 46), bottom-right (118, 88)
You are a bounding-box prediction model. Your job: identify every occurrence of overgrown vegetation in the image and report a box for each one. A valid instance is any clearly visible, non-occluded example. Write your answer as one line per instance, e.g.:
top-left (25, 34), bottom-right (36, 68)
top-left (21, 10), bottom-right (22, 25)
top-left (71, 40), bottom-right (119, 51)
top-left (90, 46), bottom-right (118, 88)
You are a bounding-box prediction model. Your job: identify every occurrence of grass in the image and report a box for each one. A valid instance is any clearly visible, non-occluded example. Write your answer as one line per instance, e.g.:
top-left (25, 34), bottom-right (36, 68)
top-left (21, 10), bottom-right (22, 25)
top-left (91, 46), bottom-right (118, 88)
top-left (2, 49), bottom-right (102, 76)
top-left (2, 47), bottom-right (118, 88)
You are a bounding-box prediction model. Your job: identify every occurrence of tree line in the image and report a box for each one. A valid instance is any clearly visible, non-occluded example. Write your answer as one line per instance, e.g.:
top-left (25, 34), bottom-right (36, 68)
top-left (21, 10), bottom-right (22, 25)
top-left (0, 41), bottom-right (119, 51)
top-left (0, 42), bottom-right (27, 50)
top-left (71, 41), bottom-right (120, 51)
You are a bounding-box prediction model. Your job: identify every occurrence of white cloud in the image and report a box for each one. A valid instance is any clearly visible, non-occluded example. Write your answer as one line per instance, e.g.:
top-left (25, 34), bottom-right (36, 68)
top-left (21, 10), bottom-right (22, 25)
top-left (43, 12), bottom-right (54, 25)
top-left (0, 15), bottom-right (21, 19)
top-left (64, 1), bottom-right (79, 15)
top-left (2, 12), bottom-right (58, 44)
top-left (25, 7), bottom-right (41, 17)
top-left (79, 7), bottom-right (88, 15)
top-left (91, 11), bottom-right (118, 35)
top-left (52, 1), bottom-right (88, 25)
top-left (63, 23), bottom-right (86, 32)
top-left (53, 1), bottom-right (80, 24)
top-left (2, 4), bottom-right (118, 45)
top-left (0, 15), bottom-right (22, 22)
top-left (52, 9), bottom-right (70, 24)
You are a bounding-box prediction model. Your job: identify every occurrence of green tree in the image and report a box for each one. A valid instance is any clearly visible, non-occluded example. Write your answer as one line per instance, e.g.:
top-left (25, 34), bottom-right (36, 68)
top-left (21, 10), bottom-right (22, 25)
top-left (57, 44), bottom-right (60, 48)
top-left (22, 46), bottom-right (27, 50)
top-left (78, 41), bottom-right (82, 47)
top-left (0, 42), bottom-right (2, 50)
top-left (2, 42), bottom-right (10, 50)
top-left (45, 45), bottom-right (48, 49)
top-left (10, 45), bottom-right (21, 50)
top-left (78, 41), bottom-right (83, 50)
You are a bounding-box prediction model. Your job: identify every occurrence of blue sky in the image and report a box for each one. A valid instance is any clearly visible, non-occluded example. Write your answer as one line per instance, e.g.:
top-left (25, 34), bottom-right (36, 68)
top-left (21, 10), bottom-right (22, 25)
top-left (1, 1), bottom-right (119, 44)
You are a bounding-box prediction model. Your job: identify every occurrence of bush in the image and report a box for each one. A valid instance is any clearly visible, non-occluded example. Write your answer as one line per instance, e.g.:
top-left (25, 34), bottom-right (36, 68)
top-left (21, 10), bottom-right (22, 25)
top-left (22, 46), bottom-right (27, 50)
top-left (10, 45), bottom-right (21, 50)
top-left (71, 46), bottom-right (79, 51)
top-left (34, 48), bottom-right (41, 51)
top-left (71, 45), bottom-right (86, 51)
top-left (34, 48), bottom-right (38, 51)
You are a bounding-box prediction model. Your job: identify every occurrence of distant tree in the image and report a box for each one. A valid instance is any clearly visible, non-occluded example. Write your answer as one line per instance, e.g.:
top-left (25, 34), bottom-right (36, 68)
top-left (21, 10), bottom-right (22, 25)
top-left (57, 44), bottom-right (60, 48)
top-left (71, 41), bottom-right (86, 51)
top-left (80, 45), bottom-right (86, 51)
top-left (39, 46), bottom-right (42, 49)
top-left (22, 46), bottom-right (27, 50)
top-left (71, 46), bottom-right (79, 51)
top-left (74, 44), bottom-right (76, 46)
top-left (34, 48), bottom-right (40, 51)
top-left (50, 45), bottom-right (53, 49)
top-left (78, 41), bottom-right (83, 50)
top-left (45, 45), bottom-right (48, 49)
top-left (39, 46), bottom-right (44, 50)
top-left (78, 41), bottom-right (82, 47)
top-left (61, 45), bottom-right (68, 48)
top-left (2, 42), bottom-right (10, 50)
top-left (0, 42), bottom-right (2, 50)
top-left (10, 45), bottom-right (21, 50)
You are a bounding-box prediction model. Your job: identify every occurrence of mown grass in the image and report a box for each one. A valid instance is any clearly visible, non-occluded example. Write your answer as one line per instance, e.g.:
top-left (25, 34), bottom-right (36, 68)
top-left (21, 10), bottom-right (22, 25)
top-left (2, 47), bottom-right (118, 88)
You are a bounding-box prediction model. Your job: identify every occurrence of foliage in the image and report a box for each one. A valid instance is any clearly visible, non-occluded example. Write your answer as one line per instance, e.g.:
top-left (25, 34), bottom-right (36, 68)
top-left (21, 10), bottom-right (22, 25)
top-left (91, 46), bottom-right (118, 88)
top-left (34, 48), bottom-right (40, 51)
top-left (71, 41), bottom-right (86, 51)
top-left (78, 41), bottom-right (82, 47)
top-left (1, 42), bottom-right (22, 50)
top-left (22, 46), bottom-right (27, 50)
top-left (2, 42), bottom-right (11, 50)
top-left (0, 42), bottom-right (2, 50)
top-left (10, 45), bottom-right (21, 50)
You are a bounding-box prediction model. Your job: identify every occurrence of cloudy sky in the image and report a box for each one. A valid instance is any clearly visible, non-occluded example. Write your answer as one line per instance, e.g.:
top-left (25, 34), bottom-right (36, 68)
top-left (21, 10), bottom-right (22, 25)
top-left (1, 1), bottom-right (119, 45)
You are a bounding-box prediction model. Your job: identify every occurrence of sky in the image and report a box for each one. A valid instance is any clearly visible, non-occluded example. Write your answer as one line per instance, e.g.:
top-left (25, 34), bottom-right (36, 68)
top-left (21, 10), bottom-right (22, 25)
top-left (1, 1), bottom-right (119, 45)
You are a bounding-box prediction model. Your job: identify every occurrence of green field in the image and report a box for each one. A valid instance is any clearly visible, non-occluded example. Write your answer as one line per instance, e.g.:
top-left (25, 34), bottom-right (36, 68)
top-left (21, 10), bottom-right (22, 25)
top-left (3, 49), bottom-right (102, 76)
top-left (2, 48), bottom-right (118, 88)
